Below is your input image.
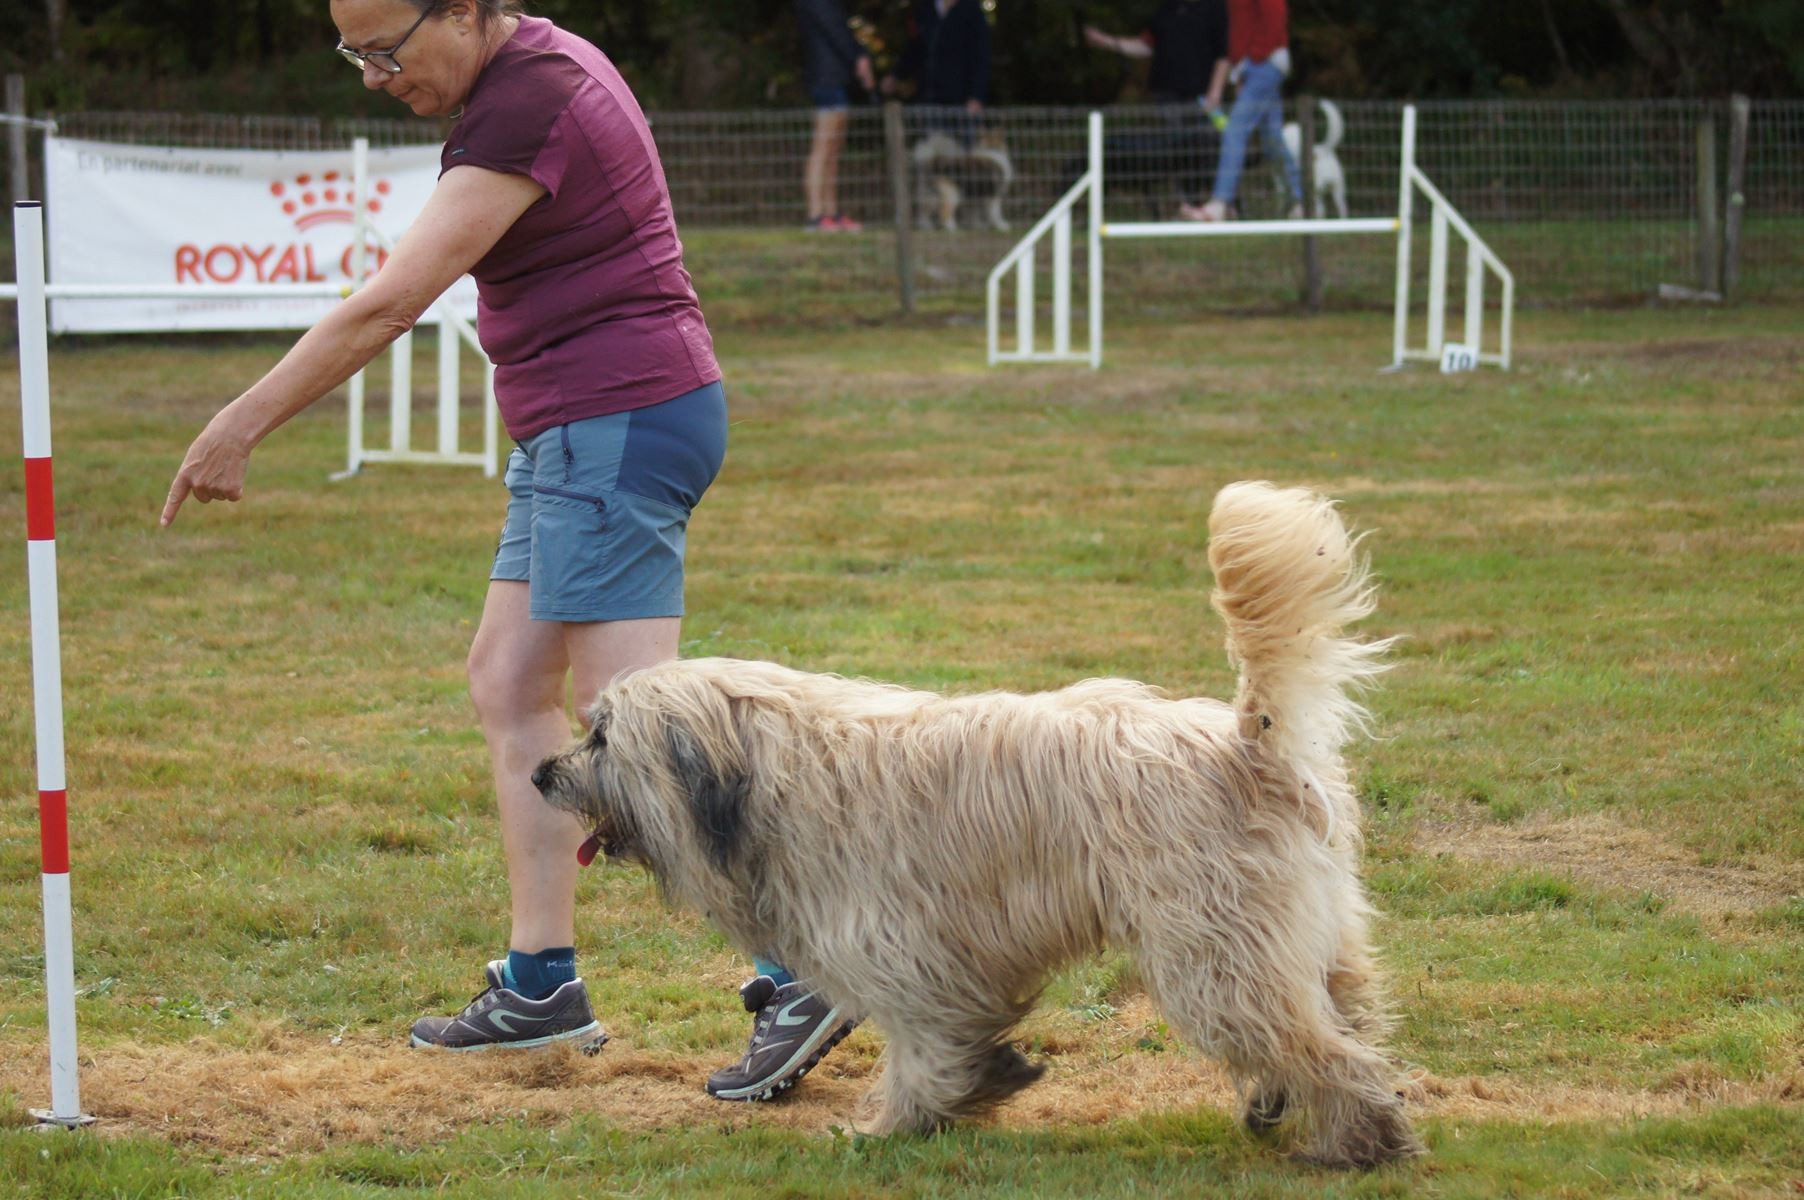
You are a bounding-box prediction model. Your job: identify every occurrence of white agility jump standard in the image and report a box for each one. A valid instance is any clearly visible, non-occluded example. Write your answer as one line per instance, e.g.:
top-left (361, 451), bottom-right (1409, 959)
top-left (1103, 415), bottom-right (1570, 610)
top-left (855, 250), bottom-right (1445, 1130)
top-left (13, 201), bottom-right (94, 1129)
top-left (0, 140), bottom-right (498, 480)
top-left (336, 138), bottom-right (498, 480)
top-left (0, 288), bottom-right (494, 477)
top-left (988, 105), bottom-right (1513, 371)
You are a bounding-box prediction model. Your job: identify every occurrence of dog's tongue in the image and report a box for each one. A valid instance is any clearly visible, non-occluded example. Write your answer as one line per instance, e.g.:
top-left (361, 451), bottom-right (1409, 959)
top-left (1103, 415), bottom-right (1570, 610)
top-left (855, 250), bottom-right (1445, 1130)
top-left (577, 833), bottom-right (602, 867)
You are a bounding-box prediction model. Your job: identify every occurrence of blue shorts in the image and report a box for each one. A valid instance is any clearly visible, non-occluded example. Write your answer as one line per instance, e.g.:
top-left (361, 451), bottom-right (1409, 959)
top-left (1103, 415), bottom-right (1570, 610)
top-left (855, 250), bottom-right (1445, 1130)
top-left (492, 381), bottom-right (727, 623)
top-left (811, 86), bottom-right (850, 111)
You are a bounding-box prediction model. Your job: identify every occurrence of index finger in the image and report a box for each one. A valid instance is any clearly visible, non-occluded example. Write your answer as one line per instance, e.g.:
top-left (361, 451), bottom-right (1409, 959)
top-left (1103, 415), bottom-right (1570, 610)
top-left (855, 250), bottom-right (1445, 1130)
top-left (160, 475), bottom-right (192, 527)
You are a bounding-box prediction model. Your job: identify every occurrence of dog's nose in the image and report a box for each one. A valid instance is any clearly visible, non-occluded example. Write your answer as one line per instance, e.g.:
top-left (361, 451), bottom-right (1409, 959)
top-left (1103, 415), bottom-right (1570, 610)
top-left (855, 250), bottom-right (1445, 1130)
top-left (530, 763), bottom-right (549, 791)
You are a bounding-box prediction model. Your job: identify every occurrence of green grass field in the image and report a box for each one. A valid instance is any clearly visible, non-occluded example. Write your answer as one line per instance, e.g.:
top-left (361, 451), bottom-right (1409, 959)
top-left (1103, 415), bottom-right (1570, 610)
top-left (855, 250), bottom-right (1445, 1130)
top-left (1, 304), bottom-right (1801, 1197)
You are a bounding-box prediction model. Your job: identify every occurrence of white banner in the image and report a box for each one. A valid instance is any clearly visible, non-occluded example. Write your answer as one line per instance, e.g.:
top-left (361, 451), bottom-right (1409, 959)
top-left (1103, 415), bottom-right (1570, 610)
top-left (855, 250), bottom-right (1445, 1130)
top-left (44, 137), bottom-right (476, 333)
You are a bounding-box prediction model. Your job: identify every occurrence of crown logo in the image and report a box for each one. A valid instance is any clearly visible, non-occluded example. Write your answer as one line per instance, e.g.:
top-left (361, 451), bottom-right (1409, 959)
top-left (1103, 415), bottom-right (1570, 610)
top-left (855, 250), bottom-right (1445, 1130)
top-left (270, 172), bottom-right (392, 231)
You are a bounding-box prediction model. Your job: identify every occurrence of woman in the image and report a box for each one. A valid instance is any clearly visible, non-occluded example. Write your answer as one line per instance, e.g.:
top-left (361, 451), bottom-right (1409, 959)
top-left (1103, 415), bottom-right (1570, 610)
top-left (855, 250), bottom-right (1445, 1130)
top-left (795, 0), bottom-right (874, 232)
top-left (1179, 0), bottom-right (1302, 221)
top-left (162, 0), bottom-right (851, 1101)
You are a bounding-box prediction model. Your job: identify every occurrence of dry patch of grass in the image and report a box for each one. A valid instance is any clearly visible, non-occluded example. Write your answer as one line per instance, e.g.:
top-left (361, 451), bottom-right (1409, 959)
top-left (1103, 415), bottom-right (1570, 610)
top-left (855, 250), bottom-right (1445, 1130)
top-left (0, 1021), bottom-right (1231, 1157)
top-left (1414, 814), bottom-right (1804, 930)
top-left (1413, 1068), bottom-right (1804, 1123)
top-left (7, 1010), bottom-right (1792, 1161)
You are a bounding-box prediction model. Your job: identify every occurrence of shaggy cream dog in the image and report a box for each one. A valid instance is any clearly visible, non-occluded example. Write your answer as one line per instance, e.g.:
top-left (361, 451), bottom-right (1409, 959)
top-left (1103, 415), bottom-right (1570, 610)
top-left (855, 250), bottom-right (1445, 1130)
top-left (533, 481), bottom-right (1421, 1167)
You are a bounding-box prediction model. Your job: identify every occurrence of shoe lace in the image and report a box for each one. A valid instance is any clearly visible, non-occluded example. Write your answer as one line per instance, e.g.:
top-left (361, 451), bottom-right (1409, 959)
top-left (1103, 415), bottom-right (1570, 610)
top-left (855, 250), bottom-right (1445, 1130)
top-left (746, 1005), bottom-right (777, 1052)
top-left (457, 986), bottom-right (499, 1019)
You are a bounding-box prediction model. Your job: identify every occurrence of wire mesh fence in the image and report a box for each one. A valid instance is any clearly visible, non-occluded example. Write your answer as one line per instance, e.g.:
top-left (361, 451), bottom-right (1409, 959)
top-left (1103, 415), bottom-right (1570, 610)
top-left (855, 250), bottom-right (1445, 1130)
top-left (1739, 101), bottom-right (1804, 301)
top-left (16, 99), bottom-right (1804, 320)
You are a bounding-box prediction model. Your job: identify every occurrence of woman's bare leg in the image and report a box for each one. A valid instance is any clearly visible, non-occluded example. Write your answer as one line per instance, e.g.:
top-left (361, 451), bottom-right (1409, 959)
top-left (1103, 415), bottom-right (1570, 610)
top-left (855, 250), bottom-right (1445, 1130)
top-left (466, 579), bottom-right (679, 952)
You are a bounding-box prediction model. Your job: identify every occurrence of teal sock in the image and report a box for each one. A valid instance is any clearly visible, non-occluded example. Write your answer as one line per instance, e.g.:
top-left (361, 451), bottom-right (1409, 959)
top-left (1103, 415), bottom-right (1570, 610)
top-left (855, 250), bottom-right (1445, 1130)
top-left (506, 947), bottom-right (576, 1001)
top-left (754, 957), bottom-right (795, 989)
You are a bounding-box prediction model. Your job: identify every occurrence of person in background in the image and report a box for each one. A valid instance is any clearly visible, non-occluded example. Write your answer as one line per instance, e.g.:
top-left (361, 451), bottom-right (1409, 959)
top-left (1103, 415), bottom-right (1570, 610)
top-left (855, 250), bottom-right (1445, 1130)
top-left (1085, 0), bottom-right (1229, 122)
top-left (1085, 0), bottom-right (1230, 208)
top-left (796, 0), bottom-right (875, 232)
top-left (886, 0), bottom-right (992, 143)
top-left (1180, 0), bottom-right (1302, 221)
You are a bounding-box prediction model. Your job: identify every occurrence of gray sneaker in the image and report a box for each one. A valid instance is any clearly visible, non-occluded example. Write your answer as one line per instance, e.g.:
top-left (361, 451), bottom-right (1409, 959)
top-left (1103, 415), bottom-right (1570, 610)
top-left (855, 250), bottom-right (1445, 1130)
top-left (706, 976), bottom-right (856, 1101)
top-left (410, 963), bottom-right (607, 1054)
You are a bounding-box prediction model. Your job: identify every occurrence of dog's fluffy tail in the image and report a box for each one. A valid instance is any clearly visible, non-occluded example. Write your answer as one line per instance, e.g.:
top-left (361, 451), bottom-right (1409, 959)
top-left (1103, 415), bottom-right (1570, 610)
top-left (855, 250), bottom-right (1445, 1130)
top-left (1318, 98), bottom-right (1344, 152)
top-left (1207, 482), bottom-right (1389, 811)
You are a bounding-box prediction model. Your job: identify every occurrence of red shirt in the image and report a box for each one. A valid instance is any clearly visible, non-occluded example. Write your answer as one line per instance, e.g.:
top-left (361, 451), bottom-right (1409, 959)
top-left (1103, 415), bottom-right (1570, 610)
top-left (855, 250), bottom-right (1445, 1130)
top-left (443, 17), bottom-right (721, 441)
top-left (1226, 0), bottom-right (1287, 63)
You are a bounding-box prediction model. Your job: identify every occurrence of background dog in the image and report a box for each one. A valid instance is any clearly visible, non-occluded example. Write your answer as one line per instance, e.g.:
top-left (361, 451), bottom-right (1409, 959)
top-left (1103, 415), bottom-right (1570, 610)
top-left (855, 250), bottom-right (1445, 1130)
top-left (1282, 97), bottom-right (1348, 218)
top-left (913, 129), bottom-right (1013, 231)
top-left (534, 481), bottom-right (1421, 1168)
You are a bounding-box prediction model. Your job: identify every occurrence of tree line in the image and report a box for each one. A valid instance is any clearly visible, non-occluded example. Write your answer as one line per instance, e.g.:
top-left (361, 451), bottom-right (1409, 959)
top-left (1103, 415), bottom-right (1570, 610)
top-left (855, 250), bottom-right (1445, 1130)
top-left (6, 0), bottom-right (1800, 115)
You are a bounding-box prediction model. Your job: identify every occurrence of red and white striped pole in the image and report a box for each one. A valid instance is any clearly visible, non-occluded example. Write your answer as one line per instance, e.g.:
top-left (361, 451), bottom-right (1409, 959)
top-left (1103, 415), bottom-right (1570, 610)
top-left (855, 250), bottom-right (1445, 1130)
top-left (15, 201), bottom-right (92, 1128)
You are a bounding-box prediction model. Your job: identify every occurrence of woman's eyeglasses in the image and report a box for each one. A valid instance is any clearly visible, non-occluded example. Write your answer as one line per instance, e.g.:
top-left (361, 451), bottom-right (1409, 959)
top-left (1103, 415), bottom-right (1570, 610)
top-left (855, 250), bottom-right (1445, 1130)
top-left (335, 6), bottom-right (434, 75)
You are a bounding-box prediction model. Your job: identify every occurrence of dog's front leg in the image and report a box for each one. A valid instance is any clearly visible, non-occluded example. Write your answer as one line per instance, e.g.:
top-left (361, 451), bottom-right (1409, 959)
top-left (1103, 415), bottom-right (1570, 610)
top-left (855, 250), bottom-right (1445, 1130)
top-left (862, 1029), bottom-right (1042, 1133)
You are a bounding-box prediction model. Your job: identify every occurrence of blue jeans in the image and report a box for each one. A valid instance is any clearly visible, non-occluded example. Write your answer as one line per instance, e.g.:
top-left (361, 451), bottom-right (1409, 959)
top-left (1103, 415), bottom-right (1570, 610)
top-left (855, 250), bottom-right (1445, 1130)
top-left (1212, 59), bottom-right (1302, 208)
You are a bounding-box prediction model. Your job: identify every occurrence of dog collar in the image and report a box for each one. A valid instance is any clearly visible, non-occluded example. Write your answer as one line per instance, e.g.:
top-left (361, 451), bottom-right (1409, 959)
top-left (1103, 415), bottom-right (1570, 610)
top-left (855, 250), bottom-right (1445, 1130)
top-left (577, 832), bottom-right (603, 866)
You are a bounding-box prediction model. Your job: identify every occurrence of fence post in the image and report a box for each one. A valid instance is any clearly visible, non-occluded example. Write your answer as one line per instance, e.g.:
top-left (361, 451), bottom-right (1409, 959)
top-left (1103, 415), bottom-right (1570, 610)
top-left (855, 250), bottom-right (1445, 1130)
top-left (1721, 94), bottom-right (1749, 301)
top-left (1694, 114), bottom-right (1719, 294)
top-left (1298, 94), bottom-right (1321, 313)
top-left (46, 0), bottom-right (68, 65)
top-left (6, 74), bottom-right (28, 206)
top-left (883, 102), bottom-right (915, 315)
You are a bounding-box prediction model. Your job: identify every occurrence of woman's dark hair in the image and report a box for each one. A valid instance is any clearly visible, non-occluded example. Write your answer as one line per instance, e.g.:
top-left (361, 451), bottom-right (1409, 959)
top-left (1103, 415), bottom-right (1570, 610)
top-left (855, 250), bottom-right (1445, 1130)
top-left (406, 0), bottom-right (524, 33)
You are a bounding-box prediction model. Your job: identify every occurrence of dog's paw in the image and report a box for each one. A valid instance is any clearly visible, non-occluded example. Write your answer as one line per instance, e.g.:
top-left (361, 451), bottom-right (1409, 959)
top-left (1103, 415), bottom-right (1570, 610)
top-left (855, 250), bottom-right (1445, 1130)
top-left (1243, 1090), bottom-right (1288, 1136)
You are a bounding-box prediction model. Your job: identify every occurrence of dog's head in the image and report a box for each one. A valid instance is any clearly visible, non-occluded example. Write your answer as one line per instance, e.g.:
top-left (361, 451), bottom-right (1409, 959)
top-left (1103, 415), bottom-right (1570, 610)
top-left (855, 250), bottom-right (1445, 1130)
top-left (532, 661), bottom-right (756, 881)
top-left (531, 696), bottom-right (645, 866)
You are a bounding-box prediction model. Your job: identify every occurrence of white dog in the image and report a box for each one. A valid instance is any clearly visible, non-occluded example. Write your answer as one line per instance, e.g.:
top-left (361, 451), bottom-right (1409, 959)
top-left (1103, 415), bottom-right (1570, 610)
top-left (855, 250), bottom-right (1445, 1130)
top-left (536, 481), bottom-right (1421, 1167)
top-left (1283, 98), bottom-right (1348, 219)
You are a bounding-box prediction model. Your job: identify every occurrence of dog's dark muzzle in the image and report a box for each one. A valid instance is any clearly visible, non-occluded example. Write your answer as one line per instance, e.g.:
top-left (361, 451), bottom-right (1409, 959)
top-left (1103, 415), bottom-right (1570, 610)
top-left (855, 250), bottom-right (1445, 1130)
top-left (529, 754), bottom-right (625, 867)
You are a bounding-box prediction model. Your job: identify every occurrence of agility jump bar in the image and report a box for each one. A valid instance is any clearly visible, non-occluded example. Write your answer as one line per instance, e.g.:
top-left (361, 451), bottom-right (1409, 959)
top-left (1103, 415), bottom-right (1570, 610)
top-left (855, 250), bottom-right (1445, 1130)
top-left (1101, 217), bottom-right (1400, 238)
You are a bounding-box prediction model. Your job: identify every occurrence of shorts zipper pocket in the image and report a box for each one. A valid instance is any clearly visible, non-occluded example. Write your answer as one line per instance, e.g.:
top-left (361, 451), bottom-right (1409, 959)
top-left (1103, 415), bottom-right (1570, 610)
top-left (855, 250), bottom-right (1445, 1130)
top-left (533, 484), bottom-right (608, 511)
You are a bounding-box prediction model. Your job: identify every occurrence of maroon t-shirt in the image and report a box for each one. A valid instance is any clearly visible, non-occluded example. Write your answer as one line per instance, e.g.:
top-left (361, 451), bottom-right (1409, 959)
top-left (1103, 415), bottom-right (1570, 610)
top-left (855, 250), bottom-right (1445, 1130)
top-left (442, 17), bottom-right (721, 441)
